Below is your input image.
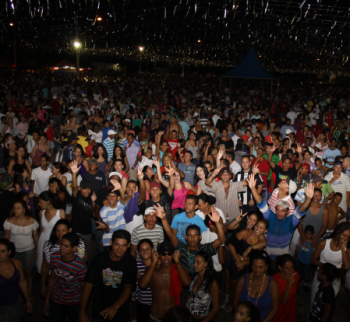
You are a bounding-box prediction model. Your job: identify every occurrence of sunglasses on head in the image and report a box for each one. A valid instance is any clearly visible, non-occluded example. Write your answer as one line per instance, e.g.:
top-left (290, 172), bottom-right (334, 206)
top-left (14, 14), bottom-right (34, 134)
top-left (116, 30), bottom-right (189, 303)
top-left (160, 252), bottom-right (173, 256)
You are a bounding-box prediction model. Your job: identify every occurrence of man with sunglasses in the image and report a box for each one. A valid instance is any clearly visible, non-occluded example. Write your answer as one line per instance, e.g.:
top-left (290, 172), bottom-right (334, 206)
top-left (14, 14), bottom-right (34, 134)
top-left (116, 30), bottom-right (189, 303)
top-left (154, 203), bottom-right (226, 304)
top-left (138, 241), bottom-right (191, 322)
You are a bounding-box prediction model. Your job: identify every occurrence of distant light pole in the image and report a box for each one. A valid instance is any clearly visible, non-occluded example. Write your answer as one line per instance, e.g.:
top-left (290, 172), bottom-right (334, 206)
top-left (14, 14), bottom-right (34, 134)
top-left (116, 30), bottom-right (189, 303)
top-left (74, 41), bottom-right (81, 78)
top-left (138, 46), bottom-right (144, 74)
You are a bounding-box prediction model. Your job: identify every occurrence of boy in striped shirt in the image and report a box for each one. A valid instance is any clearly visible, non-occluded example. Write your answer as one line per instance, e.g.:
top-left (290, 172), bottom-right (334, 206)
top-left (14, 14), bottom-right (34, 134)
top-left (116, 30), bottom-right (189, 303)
top-left (44, 232), bottom-right (87, 322)
top-left (103, 129), bottom-right (117, 162)
top-left (97, 188), bottom-right (126, 251)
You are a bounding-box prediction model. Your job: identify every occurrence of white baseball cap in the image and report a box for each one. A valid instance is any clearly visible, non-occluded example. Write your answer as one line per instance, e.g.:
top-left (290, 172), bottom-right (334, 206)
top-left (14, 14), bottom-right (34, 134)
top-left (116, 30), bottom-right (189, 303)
top-left (107, 129), bottom-right (117, 135)
top-left (145, 207), bottom-right (156, 215)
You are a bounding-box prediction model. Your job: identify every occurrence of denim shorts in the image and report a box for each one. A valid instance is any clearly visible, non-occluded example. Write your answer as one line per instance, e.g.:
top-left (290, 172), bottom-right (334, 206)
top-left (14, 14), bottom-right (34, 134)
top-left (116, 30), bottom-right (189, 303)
top-left (14, 248), bottom-right (36, 270)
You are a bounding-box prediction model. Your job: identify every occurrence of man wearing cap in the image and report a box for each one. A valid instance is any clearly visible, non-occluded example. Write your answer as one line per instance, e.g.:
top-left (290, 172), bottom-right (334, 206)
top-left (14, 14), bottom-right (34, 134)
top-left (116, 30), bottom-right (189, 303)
top-left (206, 166), bottom-right (248, 221)
top-left (103, 130), bottom-right (116, 162)
top-left (102, 120), bottom-right (113, 142)
top-left (248, 174), bottom-right (314, 260)
top-left (324, 160), bottom-right (350, 214)
top-left (71, 160), bottom-right (96, 258)
top-left (62, 134), bottom-right (79, 165)
top-left (98, 187), bottom-right (126, 251)
top-left (130, 207), bottom-right (164, 259)
top-left (138, 241), bottom-right (190, 321)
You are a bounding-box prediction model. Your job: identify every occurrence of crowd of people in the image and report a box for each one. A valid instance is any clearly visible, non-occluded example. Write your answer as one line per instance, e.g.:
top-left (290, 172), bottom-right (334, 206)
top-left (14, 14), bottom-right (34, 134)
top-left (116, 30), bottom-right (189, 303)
top-left (1, 72), bottom-right (350, 322)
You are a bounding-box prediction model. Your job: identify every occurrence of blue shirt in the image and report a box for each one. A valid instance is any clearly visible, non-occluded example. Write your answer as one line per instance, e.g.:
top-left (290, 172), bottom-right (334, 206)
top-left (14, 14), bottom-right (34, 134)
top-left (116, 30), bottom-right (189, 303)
top-left (322, 148), bottom-right (341, 168)
top-left (102, 126), bottom-right (113, 142)
top-left (297, 239), bottom-right (314, 264)
top-left (170, 212), bottom-right (207, 244)
top-left (178, 121), bottom-right (190, 140)
top-left (280, 125), bottom-right (295, 138)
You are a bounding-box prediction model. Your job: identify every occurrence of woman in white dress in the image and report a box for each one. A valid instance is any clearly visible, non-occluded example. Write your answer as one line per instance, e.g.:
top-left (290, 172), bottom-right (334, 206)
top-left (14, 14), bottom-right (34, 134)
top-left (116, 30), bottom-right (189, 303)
top-left (36, 191), bottom-right (66, 273)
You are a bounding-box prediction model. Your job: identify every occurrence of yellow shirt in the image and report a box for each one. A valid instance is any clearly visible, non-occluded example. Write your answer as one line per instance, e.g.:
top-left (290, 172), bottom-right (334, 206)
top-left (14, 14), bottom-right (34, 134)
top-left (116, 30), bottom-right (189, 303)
top-left (77, 136), bottom-right (88, 152)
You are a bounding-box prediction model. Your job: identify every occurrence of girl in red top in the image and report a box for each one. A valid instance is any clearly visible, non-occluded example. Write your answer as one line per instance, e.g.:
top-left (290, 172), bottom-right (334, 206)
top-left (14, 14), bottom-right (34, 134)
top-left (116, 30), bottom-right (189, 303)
top-left (272, 254), bottom-right (299, 322)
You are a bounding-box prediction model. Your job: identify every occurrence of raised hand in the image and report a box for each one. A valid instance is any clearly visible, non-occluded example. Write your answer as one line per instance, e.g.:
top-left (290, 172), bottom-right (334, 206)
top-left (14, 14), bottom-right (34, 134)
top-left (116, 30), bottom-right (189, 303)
top-left (153, 159), bottom-right (160, 168)
top-left (296, 143), bottom-right (303, 154)
top-left (173, 250), bottom-right (181, 263)
top-left (153, 203), bottom-right (166, 220)
top-left (252, 163), bottom-right (260, 175)
top-left (217, 148), bottom-right (225, 160)
top-left (208, 207), bottom-right (221, 223)
top-left (70, 159), bottom-right (81, 174)
top-left (304, 182), bottom-right (314, 199)
top-left (246, 174), bottom-right (257, 189)
top-left (270, 145), bottom-right (277, 154)
top-left (137, 167), bottom-right (144, 180)
top-left (164, 165), bottom-right (175, 176)
top-left (111, 179), bottom-right (121, 191)
top-left (151, 251), bottom-right (159, 263)
top-left (236, 210), bottom-right (248, 223)
top-left (213, 165), bottom-right (222, 176)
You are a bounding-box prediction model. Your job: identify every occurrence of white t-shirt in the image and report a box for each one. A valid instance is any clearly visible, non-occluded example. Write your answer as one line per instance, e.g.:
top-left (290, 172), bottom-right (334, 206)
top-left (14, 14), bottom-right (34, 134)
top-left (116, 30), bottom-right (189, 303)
top-left (286, 111), bottom-right (298, 124)
top-left (62, 172), bottom-right (82, 196)
top-left (202, 231), bottom-right (222, 272)
top-left (31, 167), bottom-right (52, 195)
top-left (125, 215), bottom-right (144, 235)
top-left (196, 208), bottom-right (227, 224)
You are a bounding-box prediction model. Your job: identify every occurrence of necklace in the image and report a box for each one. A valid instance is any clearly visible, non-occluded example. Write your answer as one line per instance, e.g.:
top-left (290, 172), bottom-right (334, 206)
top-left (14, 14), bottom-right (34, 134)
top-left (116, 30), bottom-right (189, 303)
top-left (247, 273), bottom-right (266, 306)
top-left (159, 267), bottom-right (170, 276)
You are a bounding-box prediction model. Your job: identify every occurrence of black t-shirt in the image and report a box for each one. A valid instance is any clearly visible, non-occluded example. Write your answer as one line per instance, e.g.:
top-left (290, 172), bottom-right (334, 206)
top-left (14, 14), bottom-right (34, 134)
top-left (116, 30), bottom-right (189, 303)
top-left (338, 132), bottom-right (349, 147)
top-left (83, 171), bottom-right (106, 194)
top-left (310, 283), bottom-right (335, 322)
top-left (85, 251), bottom-right (137, 322)
top-left (29, 119), bottom-right (43, 134)
top-left (218, 137), bottom-right (234, 150)
top-left (95, 186), bottom-right (109, 208)
top-left (0, 190), bottom-right (16, 232)
top-left (71, 191), bottom-right (93, 235)
top-left (272, 165), bottom-right (297, 186)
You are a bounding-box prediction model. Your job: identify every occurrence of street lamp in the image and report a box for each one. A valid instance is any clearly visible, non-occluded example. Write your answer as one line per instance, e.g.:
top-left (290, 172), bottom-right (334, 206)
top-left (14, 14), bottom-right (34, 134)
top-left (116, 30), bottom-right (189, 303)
top-left (138, 46), bottom-right (144, 74)
top-left (74, 41), bottom-right (81, 78)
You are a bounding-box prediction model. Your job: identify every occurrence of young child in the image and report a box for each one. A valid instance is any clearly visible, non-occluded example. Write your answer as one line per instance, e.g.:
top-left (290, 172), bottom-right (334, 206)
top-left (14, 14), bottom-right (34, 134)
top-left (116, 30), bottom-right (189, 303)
top-left (325, 193), bottom-right (346, 238)
top-left (312, 157), bottom-right (327, 177)
top-left (295, 225), bottom-right (315, 287)
top-left (296, 163), bottom-right (311, 189)
top-left (308, 263), bottom-right (339, 322)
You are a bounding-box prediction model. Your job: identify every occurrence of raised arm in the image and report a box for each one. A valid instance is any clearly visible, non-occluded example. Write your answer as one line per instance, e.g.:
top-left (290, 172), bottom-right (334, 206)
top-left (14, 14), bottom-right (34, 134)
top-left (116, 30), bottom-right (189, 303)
top-left (267, 145), bottom-right (277, 169)
top-left (138, 251), bottom-right (158, 289)
top-left (295, 144), bottom-right (303, 171)
top-left (209, 207), bottom-right (226, 250)
top-left (154, 203), bottom-right (178, 247)
top-left (247, 173), bottom-right (262, 204)
top-left (70, 160), bottom-right (81, 198)
top-left (154, 159), bottom-right (169, 188)
top-left (298, 183), bottom-right (314, 213)
top-left (205, 166), bottom-right (221, 188)
top-left (173, 251), bottom-right (191, 287)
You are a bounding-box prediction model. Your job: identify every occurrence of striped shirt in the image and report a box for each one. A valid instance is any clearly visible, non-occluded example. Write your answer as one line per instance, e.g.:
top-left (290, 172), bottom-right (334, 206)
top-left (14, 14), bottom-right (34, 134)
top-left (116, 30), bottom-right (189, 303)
top-left (134, 260), bottom-right (152, 305)
top-left (100, 202), bottom-right (126, 246)
top-left (50, 252), bottom-right (87, 305)
top-left (131, 224), bottom-right (164, 259)
top-left (257, 200), bottom-right (304, 260)
top-left (324, 171), bottom-right (350, 213)
top-left (103, 137), bottom-right (115, 162)
top-left (44, 239), bottom-right (85, 264)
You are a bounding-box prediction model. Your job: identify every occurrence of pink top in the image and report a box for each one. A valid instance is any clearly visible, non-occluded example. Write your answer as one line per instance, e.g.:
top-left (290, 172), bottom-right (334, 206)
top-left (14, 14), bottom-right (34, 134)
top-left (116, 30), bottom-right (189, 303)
top-left (16, 122), bottom-right (28, 137)
top-left (171, 183), bottom-right (189, 210)
top-left (38, 110), bottom-right (45, 122)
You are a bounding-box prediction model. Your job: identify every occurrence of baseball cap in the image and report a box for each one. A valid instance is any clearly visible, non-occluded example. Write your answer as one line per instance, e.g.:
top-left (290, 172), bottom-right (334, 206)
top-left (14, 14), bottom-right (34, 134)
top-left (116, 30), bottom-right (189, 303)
top-left (107, 129), bottom-right (117, 136)
top-left (145, 207), bottom-right (156, 215)
top-left (150, 182), bottom-right (161, 190)
top-left (301, 163), bottom-right (311, 173)
top-left (109, 172), bottom-right (123, 180)
top-left (310, 175), bottom-right (322, 184)
top-left (288, 179), bottom-right (297, 194)
top-left (334, 161), bottom-right (343, 166)
top-left (124, 118), bottom-right (131, 123)
top-left (219, 167), bottom-right (231, 176)
top-left (285, 129), bottom-right (294, 135)
top-left (80, 179), bottom-right (92, 190)
top-left (158, 241), bottom-right (175, 255)
top-left (241, 135), bottom-right (248, 141)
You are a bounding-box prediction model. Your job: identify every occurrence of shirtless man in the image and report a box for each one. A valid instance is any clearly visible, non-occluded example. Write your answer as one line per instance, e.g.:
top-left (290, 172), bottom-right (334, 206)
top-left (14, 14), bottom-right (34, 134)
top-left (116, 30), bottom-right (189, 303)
top-left (325, 193), bottom-right (346, 238)
top-left (138, 241), bottom-right (190, 322)
top-left (166, 116), bottom-right (184, 140)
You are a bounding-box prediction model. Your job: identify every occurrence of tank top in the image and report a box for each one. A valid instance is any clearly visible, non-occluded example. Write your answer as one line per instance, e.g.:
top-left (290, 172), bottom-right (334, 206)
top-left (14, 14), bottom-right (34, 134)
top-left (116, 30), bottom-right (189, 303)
top-left (320, 239), bottom-right (344, 269)
top-left (33, 148), bottom-right (46, 166)
top-left (0, 259), bottom-right (20, 306)
top-left (12, 159), bottom-right (27, 172)
top-left (186, 276), bottom-right (212, 316)
top-left (171, 182), bottom-right (189, 209)
top-left (98, 160), bottom-right (107, 175)
top-left (187, 142), bottom-right (198, 159)
top-left (240, 274), bottom-right (273, 321)
top-left (302, 205), bottom-right (325, 238)
top-left (77, 159), bottom-right (87, 177)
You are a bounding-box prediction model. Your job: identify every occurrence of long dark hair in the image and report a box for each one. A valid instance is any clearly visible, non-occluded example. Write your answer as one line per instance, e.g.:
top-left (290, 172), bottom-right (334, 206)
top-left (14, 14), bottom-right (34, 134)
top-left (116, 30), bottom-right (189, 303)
top-left (0, 238), bottom-right (16, 258)
top-left (111, 145), bottom-right (125, 164)
top-left (14, 168), bottom-right (28, 188)
top-left (49, 177), bottom-right (71, 205)
top-left (93, 143), bottom-right (108, 161)
top-left (48, 219), bottom-right (72, 248)
top-left (328, 222), bottom-right (350, 249)
top-left (39, 191), bottom-right (62, 209)
top-left (194, 250), bottom-right (215, 292)
top-left (194, 164), bottom-right (209, 182)
top-left (52, 161), bottom-right (67, 175)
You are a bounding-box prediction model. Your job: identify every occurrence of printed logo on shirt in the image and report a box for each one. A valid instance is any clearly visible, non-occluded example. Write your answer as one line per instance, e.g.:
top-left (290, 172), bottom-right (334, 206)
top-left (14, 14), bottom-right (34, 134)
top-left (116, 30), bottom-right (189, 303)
top-left (96, 177), bottom-right (103, 181)
top-left (102, 268), bottom-right (123, 288)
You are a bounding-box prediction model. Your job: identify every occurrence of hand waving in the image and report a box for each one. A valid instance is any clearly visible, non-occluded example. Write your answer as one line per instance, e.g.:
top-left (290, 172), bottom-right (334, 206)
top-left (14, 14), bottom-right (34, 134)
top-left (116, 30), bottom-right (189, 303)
top-left (153, 203), bottom-right (166, 220)
top-left (252, 163), bottom-right (260, 175)
top-left (208, 207), bottom-right (221, 223)
top-left (137, 167), bottom-right (144, 180)
top-left (70, 160), bottom-right (81, 174)
top-left (111, 179), bottom-right (121, 191)
top-left (246, 174), bottom-right (257, 189)
top-left (304, 183), bottom-right (314, 199)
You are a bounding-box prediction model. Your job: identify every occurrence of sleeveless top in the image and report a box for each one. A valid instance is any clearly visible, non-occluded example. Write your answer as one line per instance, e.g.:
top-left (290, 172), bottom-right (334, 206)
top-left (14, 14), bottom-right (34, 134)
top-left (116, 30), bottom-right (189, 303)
top-left (186, 275), bottom-right (212, 317)
top-left (240, 274), bottom-right (273, 321)
top-left (171, 182), bottom-right (189, 210)
top-left (320, 239), bottom-right (344, 269)
top-left (12, 159), bottom-right (27, 172)
top-left (33, 148), bottom-right (46, 166)
top-left (187, 143), bottom-right (198, 159)
top-left (78, 159), bottom-right (87, 177)
top-left (98, 160), bottom-right (107, 175)
top-left (302, 205), bottom-right (325, 238)
top-left (0, 259), bottom-right (20, 306)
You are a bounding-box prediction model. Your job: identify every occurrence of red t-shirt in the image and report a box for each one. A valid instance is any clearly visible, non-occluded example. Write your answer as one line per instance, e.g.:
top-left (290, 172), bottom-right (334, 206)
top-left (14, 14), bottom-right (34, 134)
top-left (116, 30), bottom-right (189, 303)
top-left (167, 138), bottom-right (179, 160)
top-left (251, 158), bottom-right (270, 188)
top-left (272, 272), bottom-right (299, 322)
top-left (50, 101), bottom-right (61, 116)
top-left (325, 113), bottom-right (334, 128)
top-left (85, 145), bottom-right (93, 157)
top-left (45, 127), bottom-right (54, 141)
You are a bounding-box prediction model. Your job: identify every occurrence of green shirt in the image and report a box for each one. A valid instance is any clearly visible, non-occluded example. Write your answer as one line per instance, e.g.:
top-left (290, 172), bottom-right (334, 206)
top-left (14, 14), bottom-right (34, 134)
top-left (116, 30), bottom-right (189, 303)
top-left (321, 182), bottom-right (334, 198)
top-left (264, 153), bottom-right (280, 180)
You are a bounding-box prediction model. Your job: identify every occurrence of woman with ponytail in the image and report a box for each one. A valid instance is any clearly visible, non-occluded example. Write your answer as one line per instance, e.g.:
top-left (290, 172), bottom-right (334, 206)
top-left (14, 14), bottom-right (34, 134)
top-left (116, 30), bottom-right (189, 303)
top-left (36, 191), bottom-right (66, 273)
top-left (186, 250), bottom-right (219, 322)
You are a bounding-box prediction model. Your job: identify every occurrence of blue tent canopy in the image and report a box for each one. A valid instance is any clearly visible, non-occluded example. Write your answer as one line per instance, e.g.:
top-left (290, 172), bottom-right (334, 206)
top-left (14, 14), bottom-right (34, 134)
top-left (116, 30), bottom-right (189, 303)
top-left (223, 48), bottom-right (276, 79)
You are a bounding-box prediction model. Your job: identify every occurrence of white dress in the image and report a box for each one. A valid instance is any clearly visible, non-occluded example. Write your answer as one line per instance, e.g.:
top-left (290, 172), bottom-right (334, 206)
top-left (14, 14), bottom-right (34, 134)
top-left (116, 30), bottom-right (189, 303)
top-left (36, 209), bottom-right (60, 273)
